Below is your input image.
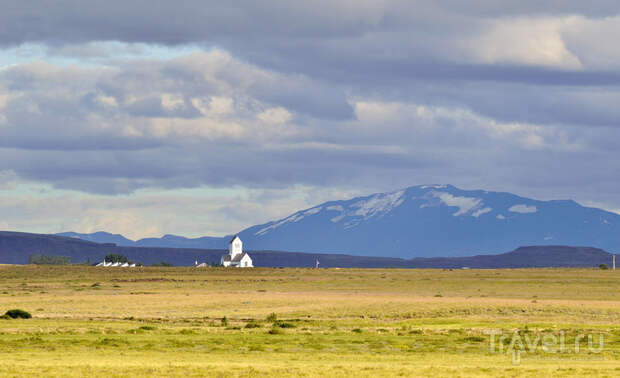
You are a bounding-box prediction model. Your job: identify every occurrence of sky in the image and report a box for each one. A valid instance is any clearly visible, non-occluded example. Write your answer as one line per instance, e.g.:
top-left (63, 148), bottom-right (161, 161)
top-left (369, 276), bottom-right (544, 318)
top-left (2, 1), bottom-right (620, 239)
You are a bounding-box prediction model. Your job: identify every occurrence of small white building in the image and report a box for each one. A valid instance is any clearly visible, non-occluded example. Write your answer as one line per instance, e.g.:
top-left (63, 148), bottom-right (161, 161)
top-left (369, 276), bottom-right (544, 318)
top-left (221, 236), bottom-right (253, 268)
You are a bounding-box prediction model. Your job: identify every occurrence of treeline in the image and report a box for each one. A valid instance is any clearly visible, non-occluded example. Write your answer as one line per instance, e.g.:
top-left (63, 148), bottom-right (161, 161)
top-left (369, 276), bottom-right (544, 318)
top-left (28, 254), bottom-right (70, 265)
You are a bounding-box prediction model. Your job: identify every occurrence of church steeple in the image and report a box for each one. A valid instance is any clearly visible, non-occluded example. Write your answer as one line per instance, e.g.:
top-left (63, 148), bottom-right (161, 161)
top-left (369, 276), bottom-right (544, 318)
top-left (229, 235), bottom-right (243, 258)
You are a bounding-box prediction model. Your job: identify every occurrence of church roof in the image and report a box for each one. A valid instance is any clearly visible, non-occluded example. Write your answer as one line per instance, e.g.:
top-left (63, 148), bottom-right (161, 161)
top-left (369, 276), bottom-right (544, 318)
top-left (229, 235), bottom-right (241, 244)
top-left (221, 255), bottom-right (231, 262)
top-left (231, 253), bottom-right (249, 262)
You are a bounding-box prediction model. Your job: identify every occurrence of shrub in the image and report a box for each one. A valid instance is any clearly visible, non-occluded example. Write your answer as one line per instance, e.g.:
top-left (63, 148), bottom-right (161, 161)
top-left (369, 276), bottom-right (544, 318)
top-left (28, 254), bottom-right (70, 265)
top-left (151, 261), bottom-right (173, 267)
top-left (245, 322), bottom-right (262, 329)
top-left (462, 336), bottom-right (485, 343)
top-left (4, 309), bottom-right (32, 319)
top-left (266, 313), bottom-right (277, 322)
top-left (139, 326), bottom-right (156, 331)
top-left (600, 264), bottom-right (609, 270)
top-left (275, 321), bottom-right (296, 328)
top-left (221, 316), bottom-right (229, 326)
top-left (352, 328), bottom-right (363, 333)
top-left (104, 254), bottom-right (128, 263)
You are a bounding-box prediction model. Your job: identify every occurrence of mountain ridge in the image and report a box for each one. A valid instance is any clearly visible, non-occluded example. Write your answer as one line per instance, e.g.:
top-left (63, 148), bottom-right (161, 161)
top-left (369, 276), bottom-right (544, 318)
top-left (0, 231), bottom-right (615, 268)
top-left (57, 184), bottom-right (620, 257)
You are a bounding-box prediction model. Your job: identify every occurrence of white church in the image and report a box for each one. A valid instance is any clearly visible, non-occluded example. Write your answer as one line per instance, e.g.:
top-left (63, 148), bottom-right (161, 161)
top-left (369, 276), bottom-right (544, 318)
top-left (221, 236), bottom-right (253, 268)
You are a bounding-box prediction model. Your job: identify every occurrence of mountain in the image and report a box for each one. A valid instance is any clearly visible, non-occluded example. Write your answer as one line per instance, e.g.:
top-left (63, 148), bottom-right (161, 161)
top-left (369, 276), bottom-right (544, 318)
top-left (237, 184), bottom-right (620, 257)
top-left (0, 231), bottom-right (614, 268)
top-left (58, 231), bottom-right (135, 246)
top-left (58, 184), bottom-right (620, 258)
top-left (57, 231), bottom-right (228, 249)
top-left (408, 246), bottom-right (614, 269)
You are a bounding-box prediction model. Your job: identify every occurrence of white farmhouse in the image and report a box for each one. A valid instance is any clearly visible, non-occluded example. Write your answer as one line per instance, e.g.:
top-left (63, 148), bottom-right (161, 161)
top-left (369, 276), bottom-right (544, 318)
top-left (221, 236), bottom-right (253, 268)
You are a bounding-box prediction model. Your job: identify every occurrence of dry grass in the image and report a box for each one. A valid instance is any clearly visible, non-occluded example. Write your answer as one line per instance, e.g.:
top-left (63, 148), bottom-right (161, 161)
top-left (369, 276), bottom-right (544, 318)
top-left (0, 266), bottom-right (619, 376)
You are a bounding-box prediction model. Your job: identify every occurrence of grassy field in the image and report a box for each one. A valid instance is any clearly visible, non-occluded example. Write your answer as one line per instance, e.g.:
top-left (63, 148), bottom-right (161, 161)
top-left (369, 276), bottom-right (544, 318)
top-left (0, 265), bottom-right (619, 377)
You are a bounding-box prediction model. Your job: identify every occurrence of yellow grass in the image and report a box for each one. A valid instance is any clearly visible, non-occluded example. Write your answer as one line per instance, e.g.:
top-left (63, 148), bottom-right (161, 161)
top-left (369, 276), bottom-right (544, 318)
top-left (0, 266), bottom-right (619, 376)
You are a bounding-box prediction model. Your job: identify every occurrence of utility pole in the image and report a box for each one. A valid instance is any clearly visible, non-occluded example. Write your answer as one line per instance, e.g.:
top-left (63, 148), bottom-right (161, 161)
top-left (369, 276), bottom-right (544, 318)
top-left (613, 254), bottom-right (616, 270)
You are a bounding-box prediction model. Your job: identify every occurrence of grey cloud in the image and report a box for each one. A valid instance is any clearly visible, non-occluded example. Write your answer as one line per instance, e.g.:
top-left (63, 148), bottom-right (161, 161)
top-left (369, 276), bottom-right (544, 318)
top-left (3, 1), bottom-right (620, 220)
top-left (3, 1), bottom-right (620, 47)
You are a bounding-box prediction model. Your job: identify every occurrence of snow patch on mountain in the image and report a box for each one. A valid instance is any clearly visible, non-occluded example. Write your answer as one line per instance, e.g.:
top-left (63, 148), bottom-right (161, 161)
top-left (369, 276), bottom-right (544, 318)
top-left (303, 207), bottom-right (322, 215)
top-left (472, 207), bottom-right (492, 217)
top-left (326, 205), bottom-right (344, 212)
top-left (351, 190), bottom-right (405, 218)
top-left (420, 184), bottom-right (447, 189)
top-left (326, 205), bottom-right (345, 222)
top-left (324, 190), bottom-right (407, 227)
top-left (432, 192), bottom-right (482, 216)
top-left (509, 204), bottom-right (538, 214)
top-left (255, 206), bottom-right (322, 235)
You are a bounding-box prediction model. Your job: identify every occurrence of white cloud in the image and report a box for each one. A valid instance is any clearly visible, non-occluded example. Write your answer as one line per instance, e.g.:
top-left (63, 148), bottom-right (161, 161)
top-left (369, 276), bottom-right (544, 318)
top-left (257, 107), bottom-right (293, 124)
top-left (509, 204), bottom-right (538, 214)
top-left (470, 17), bottom-right (582, 69)
top-left (160, 93), bottom-right (185, 111)
top-left (95, 94), bottom-right (118, 108)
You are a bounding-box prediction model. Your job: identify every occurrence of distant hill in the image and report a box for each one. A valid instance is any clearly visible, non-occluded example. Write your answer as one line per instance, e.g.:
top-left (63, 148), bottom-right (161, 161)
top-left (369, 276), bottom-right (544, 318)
top-left (58, 184), bottom-right (620, 257)
top-left (1, 231), bottom-right (615, 268)
top-left (57, 231), bottom-right (226, 249)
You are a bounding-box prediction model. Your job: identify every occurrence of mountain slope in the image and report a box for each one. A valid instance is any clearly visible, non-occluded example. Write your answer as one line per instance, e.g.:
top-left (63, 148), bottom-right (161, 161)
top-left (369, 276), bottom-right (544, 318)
top-left (57, 185), bottom-right (620, 257)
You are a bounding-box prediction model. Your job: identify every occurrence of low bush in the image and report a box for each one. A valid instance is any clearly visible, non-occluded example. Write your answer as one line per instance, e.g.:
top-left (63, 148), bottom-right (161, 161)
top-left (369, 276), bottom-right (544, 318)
top-left (266, 313), bottom-right (277, 322)
top-left (462, 336), bottom-right (485, 343)
top-left (274, 321), bottom-right (296, 328)
top-left (245, 322), bottom-right (262, 329)
top-left (4, 309), bottom-right (32, 319)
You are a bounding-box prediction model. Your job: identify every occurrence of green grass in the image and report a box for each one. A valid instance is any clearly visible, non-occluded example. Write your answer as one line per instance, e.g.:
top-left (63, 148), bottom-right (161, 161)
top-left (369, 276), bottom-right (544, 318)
top-left (0, 265), bottom-right (619, 376)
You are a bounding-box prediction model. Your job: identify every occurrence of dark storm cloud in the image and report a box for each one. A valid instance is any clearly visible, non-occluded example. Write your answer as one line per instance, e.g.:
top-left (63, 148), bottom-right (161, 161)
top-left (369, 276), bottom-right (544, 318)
top-left (3, 1), bottom-right (620, 47)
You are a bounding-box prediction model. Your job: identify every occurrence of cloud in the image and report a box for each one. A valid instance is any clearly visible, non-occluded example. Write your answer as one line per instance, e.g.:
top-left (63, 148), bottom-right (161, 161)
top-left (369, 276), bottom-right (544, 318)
top-left (2, 1), bottom-right (620, 236)
top-left (0, 185), bottom-right (366, 239)
top-left (0, 169), bottom-right (18, 190)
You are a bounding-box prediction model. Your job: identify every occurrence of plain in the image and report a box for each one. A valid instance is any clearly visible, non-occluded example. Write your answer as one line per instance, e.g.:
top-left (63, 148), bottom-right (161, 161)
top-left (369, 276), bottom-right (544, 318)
top-left (0, 266), bottom-right (619, 377)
